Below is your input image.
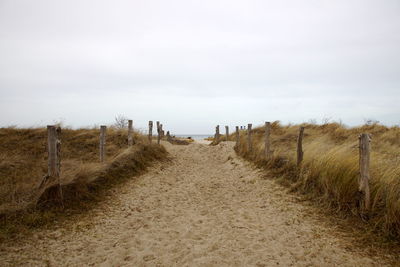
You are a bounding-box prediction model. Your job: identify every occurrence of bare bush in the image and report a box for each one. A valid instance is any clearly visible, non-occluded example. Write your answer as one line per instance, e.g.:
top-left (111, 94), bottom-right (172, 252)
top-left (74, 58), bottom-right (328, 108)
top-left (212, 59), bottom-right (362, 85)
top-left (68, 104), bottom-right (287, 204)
top-left (114, 114), bottom-right (128, 129)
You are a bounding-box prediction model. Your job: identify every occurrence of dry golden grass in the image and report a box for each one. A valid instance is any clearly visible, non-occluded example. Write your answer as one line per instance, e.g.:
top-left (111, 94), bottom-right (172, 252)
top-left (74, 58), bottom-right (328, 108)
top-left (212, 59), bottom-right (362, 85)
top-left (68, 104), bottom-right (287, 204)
top-left (229, 121), bottom-right (400, 239)
top-left (0, 126), bottom-right (167, 216)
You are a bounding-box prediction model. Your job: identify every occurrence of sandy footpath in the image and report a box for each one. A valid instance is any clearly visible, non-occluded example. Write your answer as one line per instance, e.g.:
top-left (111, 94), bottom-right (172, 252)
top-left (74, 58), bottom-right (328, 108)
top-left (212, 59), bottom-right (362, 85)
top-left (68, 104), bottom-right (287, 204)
top-left (0, 142), bottom-right (393, 266)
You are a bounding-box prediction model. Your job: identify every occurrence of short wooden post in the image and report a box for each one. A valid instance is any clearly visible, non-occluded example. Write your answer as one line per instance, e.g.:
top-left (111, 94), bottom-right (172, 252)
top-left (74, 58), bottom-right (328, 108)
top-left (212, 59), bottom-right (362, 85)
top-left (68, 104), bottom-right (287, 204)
top-left (235, 126), bottom-right (240, 146)
top-left (359, 133), bottom-right (371, 211)
top-left (297, 126), bottom-right (305, 166)
top-left (264, 122), bottom-right (271, 159)
top-left (225, 126), bottom-right (229, 141)
top-left (215, 125), bottom-right (220, 143)
top-left (160, 124), bottom-right (164, 138)
top-left (247, 123), bottom-right (252, 152)
top-left (47, 125), bottom-right (63, 203)
top-left (128, 120), bottom-right (133, 146)
top-left (166, 131), bottom-right (172, 142)
top-left (148, 121), bottom-right (153, 143)
top-left (100, 125), bottom-right (106, 162)
top-left (156, 121), bottom-right (161, 144)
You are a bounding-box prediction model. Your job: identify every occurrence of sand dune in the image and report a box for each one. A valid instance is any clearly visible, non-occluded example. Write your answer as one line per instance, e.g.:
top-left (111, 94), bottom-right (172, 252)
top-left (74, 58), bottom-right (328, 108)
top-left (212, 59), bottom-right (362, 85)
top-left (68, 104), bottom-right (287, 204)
top-left (0, 142), bottom-right (393, 266)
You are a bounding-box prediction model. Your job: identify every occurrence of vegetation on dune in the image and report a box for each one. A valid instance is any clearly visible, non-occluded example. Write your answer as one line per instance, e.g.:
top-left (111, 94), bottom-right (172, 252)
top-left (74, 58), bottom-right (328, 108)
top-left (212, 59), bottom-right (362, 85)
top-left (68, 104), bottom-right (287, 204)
top-left (0, 126), bottom-right (167, 238)
top-left (226, 121), bottom-right (400, 239)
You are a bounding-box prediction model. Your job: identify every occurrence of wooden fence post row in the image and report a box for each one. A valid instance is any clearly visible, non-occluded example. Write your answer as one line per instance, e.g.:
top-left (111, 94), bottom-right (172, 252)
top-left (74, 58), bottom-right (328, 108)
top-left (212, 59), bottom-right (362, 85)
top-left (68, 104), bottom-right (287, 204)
top-left (100, 125), bottom-right (106, 162)
top-left (229, 121), bottom-right (372, 213)
top-left (359, 133), bottom-right (371, 211)
top-left (247, 123), bottom-right (252, 152)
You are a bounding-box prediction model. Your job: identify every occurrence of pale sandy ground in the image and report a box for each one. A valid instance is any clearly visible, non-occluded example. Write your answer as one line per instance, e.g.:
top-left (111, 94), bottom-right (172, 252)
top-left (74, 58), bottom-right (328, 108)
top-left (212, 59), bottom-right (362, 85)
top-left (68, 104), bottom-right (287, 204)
top-left (0, 142), bottom-right (395, 266)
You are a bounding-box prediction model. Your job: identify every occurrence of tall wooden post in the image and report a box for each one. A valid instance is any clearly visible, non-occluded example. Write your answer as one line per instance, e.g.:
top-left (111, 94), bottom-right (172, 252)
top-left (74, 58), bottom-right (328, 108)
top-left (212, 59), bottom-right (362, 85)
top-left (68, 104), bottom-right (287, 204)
top-left (128, 120), bottom-right (133, 146)
top-left (297, 126), bottom-right (305, 166)
top-left (148, 121), bottom-right (153, 143)
top-left (225, 126), bottom-right (229, 141)
top-left (100, 125), bottom-right (106, 162)
top-left (235, 126), bottom-right (240, 147)
top-left (156, 121), bottom-right (161, 144)
top-left (359, 133), bottom-right (371, 211)
top-left (264, 122), bottom-right (271, 159)
top-left (247, 123), bottom-right (252, 152)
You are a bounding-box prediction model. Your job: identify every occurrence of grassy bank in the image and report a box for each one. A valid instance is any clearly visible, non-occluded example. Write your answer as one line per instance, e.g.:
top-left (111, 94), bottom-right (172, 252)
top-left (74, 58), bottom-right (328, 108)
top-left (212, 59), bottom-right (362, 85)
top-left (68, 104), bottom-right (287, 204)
top-left (231, 122), bottom-right (400, 239)
top-left (0, 127), bottom-right (167, 239)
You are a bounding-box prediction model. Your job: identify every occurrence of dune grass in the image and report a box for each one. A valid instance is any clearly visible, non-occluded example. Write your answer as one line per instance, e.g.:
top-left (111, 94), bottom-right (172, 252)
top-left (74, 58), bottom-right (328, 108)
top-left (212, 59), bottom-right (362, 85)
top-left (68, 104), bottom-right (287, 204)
top-left (0, 126), bottom-right (167, 239)
top-left (230, 121), bottom-right (400, 239)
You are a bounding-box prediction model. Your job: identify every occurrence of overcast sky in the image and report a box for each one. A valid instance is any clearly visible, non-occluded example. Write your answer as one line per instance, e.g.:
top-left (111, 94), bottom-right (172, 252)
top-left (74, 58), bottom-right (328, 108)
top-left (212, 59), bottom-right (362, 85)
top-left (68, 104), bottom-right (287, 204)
top-left (0, 0), bottom-right (399, 133)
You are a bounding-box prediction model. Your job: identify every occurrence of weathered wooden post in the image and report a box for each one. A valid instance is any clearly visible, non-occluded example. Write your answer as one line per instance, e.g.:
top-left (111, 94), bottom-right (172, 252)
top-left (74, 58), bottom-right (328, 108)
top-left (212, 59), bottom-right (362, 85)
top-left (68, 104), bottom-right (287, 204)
top-left (264, 122), bottom-right (271, 159)
top-left (160, 124), bottom-right (164, 138)
top-left (156, 121), bottom-right (161, 144)
top-left (235, 126), bottom-right (240, 147)
top-left (359, 133), bottom-right (371, 211)
top-left (297, 126), bottom-right (305, 166)
top-left (247, 123), bottom-right (252, 152)
top-left (215, 125), bottom-right (220, 143)
top-left (47, 125), bottom-right (59, 178)
top-left (128, 120), bottom-right (133, 146)
top-left (225, 126), bottom-right (229, 141)
top-left (100, 125), bottom-right (106, 162)
top-left (46, 125), bottom-right (63, 203)
top-left (166, 131), bottom-right (172, 142)
top-left (148, 121), bottom-right (153, 143)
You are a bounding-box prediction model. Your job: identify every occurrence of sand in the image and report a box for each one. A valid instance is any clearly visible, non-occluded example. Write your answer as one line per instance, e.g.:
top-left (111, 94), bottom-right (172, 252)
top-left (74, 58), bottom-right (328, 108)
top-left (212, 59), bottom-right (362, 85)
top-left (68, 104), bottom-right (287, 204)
top-left (0, 142), bottom-right (393, 266)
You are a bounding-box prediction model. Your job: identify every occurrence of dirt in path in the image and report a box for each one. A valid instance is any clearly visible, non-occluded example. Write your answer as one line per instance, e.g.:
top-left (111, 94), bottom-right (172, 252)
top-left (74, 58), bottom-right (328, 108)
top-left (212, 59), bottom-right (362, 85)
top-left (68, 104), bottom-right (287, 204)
top-left (0, 142), bottom-right (395, 266)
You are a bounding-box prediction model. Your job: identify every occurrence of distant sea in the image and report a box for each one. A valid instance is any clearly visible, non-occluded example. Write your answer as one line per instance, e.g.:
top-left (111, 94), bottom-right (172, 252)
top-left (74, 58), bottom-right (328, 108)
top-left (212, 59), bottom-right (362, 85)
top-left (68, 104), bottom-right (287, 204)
top-left (175, 134), bottom-right (213, 140)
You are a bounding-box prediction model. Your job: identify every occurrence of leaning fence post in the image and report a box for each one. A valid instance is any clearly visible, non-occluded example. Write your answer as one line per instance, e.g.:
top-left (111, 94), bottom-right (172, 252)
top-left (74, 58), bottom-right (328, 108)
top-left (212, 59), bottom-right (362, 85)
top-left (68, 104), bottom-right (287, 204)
top-left (264, 122), bottom-right (271, 159)
top-left (247, 123), bottom-right (252, 152)
top-left (148, 121), bottom-right (153, 143)
top-left (160, 124), bottom-right (164, 138)
top-left (100, 125), bottom-right (106, 162)
top-left (225, 126), bottom-right (229, 141)
top-left (235, 126), bottom-right (240, 147)
top-left (128, 120), bottom-right (133, 146)
top-left (359, 133), bottom-right (371, 211)
top-left (297, 126), bottom-right (305, 166)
